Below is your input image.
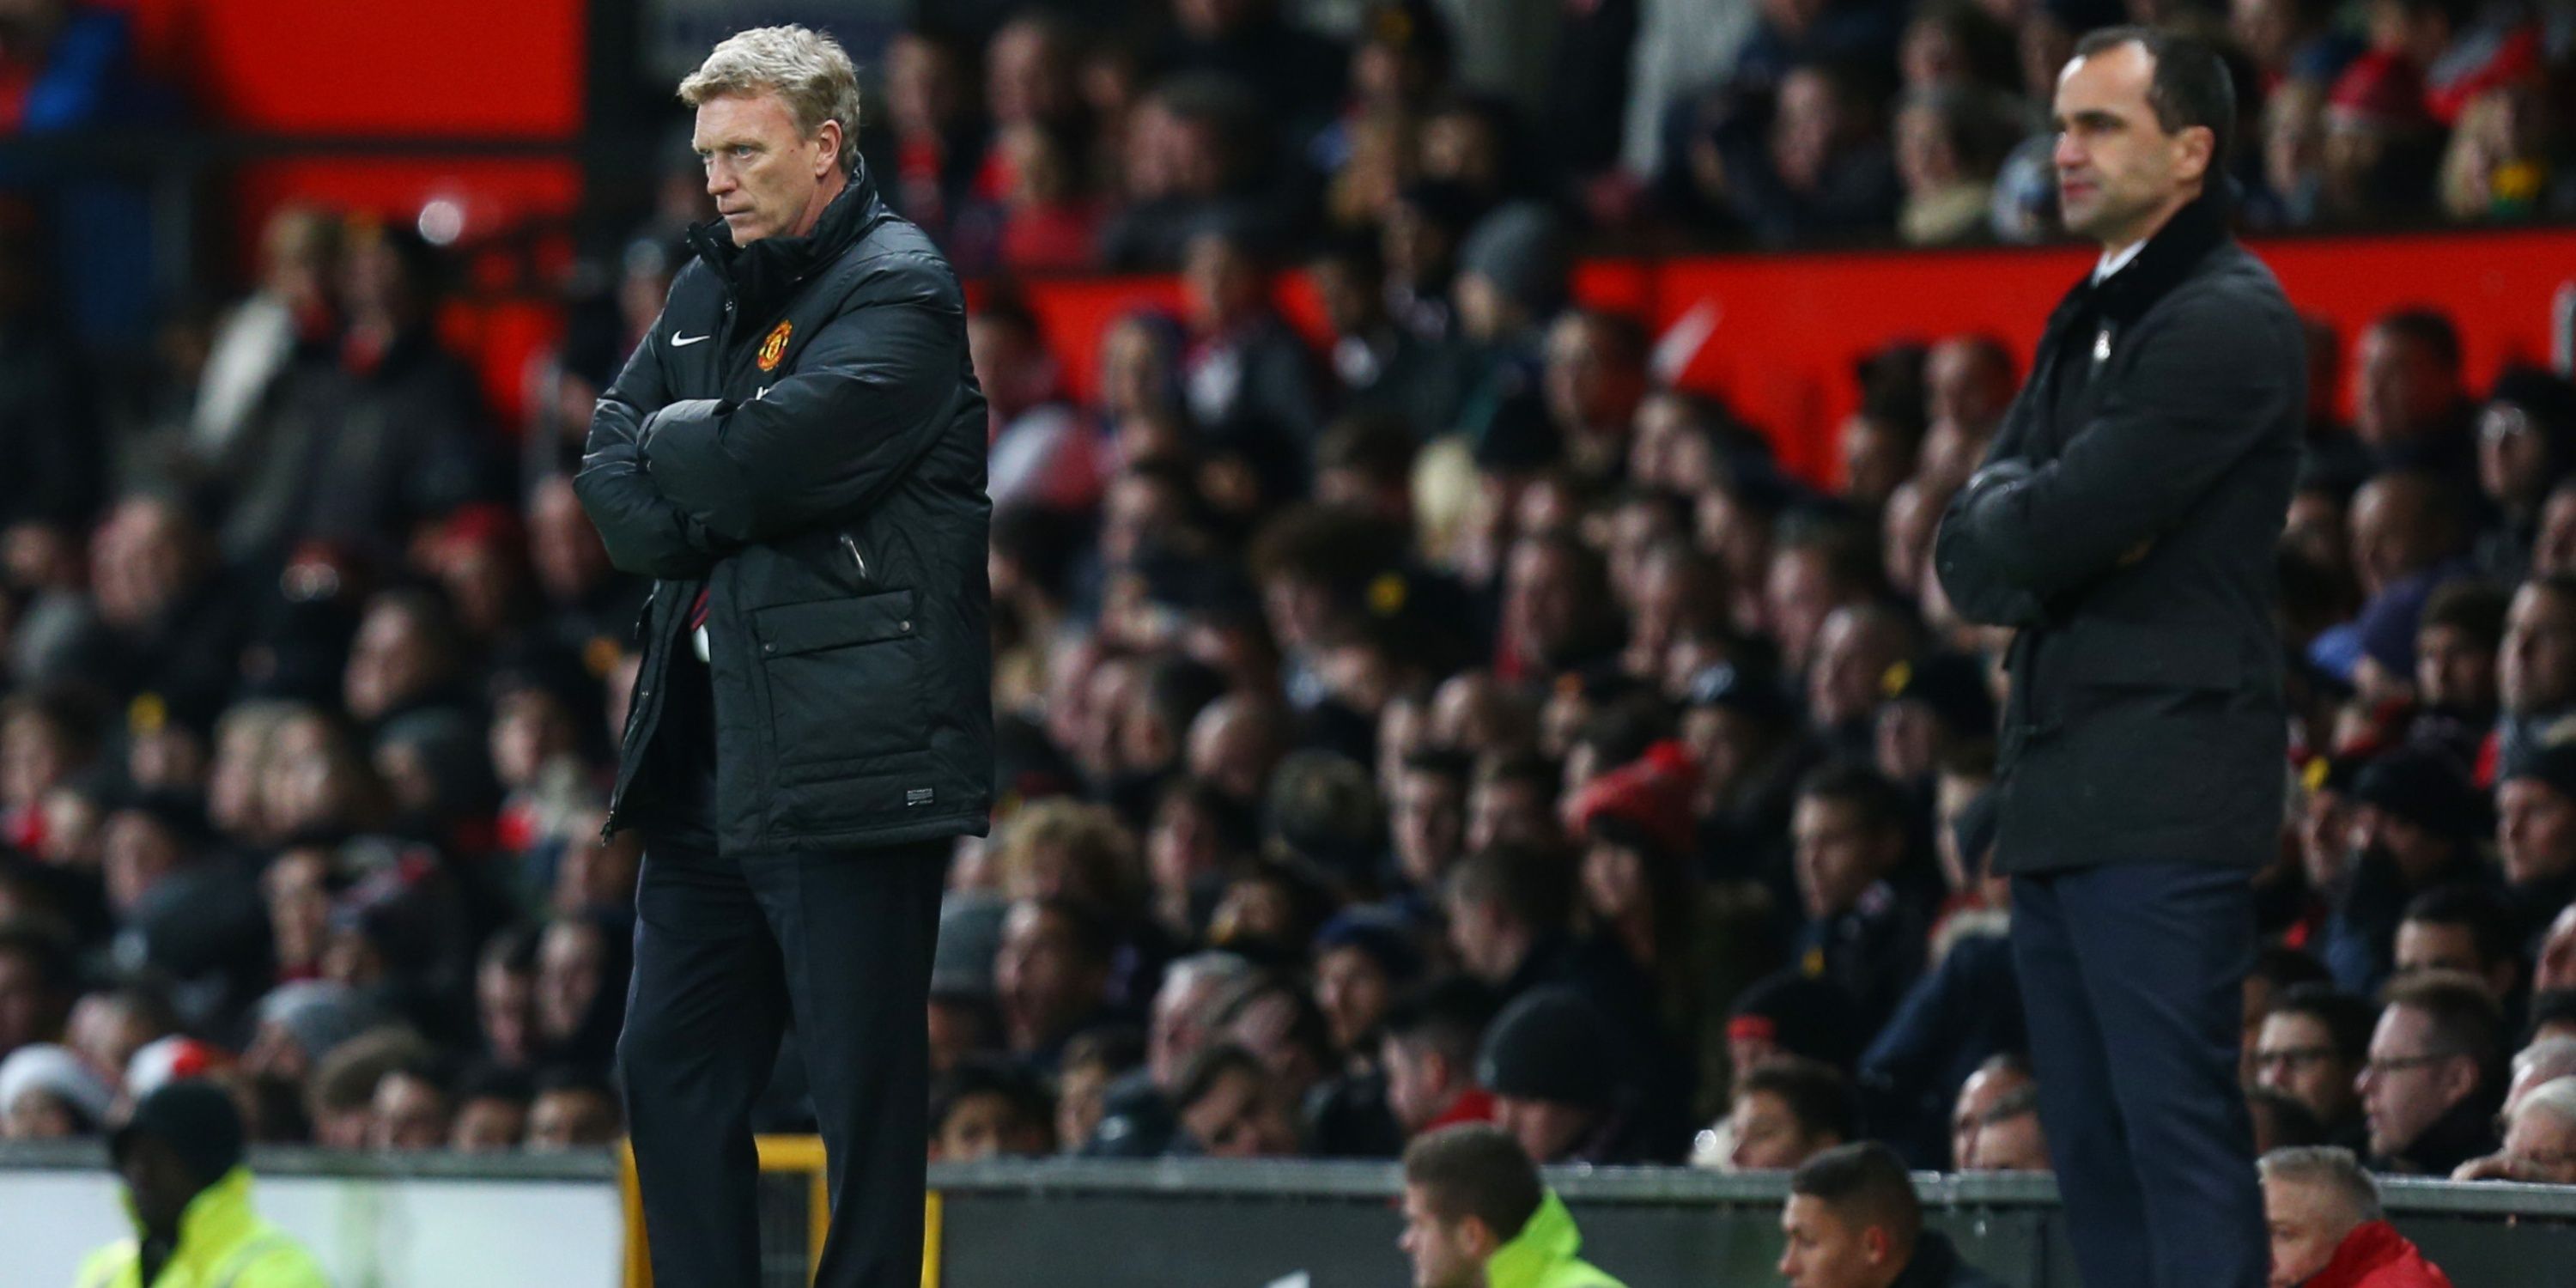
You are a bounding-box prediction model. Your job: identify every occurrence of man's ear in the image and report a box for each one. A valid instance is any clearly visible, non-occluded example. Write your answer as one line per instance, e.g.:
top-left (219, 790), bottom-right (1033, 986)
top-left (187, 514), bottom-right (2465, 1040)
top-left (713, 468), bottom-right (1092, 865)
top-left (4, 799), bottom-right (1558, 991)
top-left (1461, 1216), bottom-right (1499, 1259)
top-left (1862, 1224), bottom-right (1891, 1267)
top-left (814, 119), bottom-right (844, 179)
top-left (2174, 123), bottom-right (2215, 187)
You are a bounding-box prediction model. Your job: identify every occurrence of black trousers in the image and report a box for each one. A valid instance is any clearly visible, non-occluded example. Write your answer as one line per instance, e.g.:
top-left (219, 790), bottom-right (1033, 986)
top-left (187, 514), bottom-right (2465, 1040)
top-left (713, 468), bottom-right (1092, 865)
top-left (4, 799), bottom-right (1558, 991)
top-left (620, 833), bottom-right (948, 1288)
top-left (2011, 861), bottom-right (2264, 1288)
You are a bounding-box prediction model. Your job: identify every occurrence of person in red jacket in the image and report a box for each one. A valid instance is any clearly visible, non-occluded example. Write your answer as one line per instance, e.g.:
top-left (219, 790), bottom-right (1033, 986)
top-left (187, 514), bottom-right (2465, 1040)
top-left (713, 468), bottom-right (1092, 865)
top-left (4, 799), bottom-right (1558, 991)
top-left (2258, 1145), bottom-right (2455, 1288)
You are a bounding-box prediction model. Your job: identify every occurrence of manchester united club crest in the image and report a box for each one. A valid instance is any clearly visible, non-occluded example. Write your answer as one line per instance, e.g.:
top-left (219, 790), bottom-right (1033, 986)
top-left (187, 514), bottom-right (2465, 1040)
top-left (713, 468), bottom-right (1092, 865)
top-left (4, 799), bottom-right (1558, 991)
top-left (756, 319), bottom-right (793, 372)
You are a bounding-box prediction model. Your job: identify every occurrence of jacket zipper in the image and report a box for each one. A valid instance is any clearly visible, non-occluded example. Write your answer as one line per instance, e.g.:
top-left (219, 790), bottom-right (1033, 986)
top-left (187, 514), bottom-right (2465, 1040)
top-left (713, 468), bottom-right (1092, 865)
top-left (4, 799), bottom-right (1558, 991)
top-left (840, 533), bottom-right (868, 580)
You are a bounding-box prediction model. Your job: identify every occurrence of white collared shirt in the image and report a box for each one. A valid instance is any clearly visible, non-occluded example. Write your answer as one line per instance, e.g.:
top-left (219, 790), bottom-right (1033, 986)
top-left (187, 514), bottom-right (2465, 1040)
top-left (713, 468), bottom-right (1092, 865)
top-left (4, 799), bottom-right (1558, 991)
top-left (2093, 240), bottom-right (2145, 283)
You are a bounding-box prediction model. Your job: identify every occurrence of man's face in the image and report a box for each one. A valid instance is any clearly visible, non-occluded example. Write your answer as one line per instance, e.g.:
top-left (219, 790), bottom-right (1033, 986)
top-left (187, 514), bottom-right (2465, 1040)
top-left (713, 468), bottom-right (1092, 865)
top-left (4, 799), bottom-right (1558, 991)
top-left (2358, 1004), bottom-right (2476, 1157)
top-left (1729, 1090), bottom-right (1823, 1171)
top-left (934, 1091), bottom-right (1042, 1161)
top-left (1382, 1036), bottom-right (1449, 1134)
top-left (116, 1135), bottom-right (202, 1238)
top-left (370, 1072), bottom-right (451, 1151)
top-left (2503, 584), bottom-right (2576, 714)
top-left (2416, 623), bottom-right (2498, 714)
top-left (2254, 1012), bottom-right (2360, 1127)
top-left (2347, 478), bottom-right (2439, 598)
top-left (1180, 1067), bottom-right (1290, 1157)
top-left (1951, 1065), bottom-right (2031, 1170)
top-left (2393, 920), bottom-right (2502, 997)
top-left (1765, 549), bottom-right (1840, 671)
top-left (2354, 326), bottom-right (2460, 447)
top-left (1808, 608), bottom-right (1905, 730)
top-left (994, 905), bottom-right (1102, 1054)
top-left (2539, 908), bottom-right (2576, 993)
top-left (1967, 1111), bottom-right (2050, 1172)
top-left (2263, 1177), bottom-right (2356, 1288)
top-left (1399, 1184), bottom-right (1484, 1288)
top-left (451, 1096), bottom-right (527, 1152)
top-left (1794, 796), bottom-right (1891, 921)
top-left (1314, 946), bottom-right (1392, 1055)
top-left (2052, 42), bottom-right (2208, 246)
top-left (1393, 770), bottom-right (1466, 889)
top-left (1777, 1194), bottom-right (1888, 1288)
top-left (1492, 1093), bottom-right (1597, 1163)
top-left (693, 90), bottom-right (839, 245)
top-left (526, 1088), bottom-right (618, 1151)
top-left (2501, 1106), bottom-right (2576, 1184)
top-left (536, 921), bottom-right (606, 1043)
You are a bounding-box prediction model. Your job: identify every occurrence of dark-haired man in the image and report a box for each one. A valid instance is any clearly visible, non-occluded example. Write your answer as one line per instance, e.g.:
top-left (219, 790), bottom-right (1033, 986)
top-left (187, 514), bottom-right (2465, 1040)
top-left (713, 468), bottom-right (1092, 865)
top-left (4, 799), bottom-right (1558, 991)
top-left (1779, 1141), bottom-right (2005, 1288)
top-left (1933, 27), bottom-right (2304, 1288)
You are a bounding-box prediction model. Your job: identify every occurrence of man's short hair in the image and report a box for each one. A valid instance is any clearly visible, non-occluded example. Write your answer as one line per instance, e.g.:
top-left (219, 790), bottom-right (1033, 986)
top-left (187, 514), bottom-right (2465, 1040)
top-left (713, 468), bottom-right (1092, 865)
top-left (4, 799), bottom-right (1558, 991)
top-left (1789, 1142), bottom-right (1923, 1254)
top-left (2270, 983), bottom-right (2379, 1063)
top-left (678, 25), bottom-right (865, 175)
top-left (1173, 1042), bottom-right (1267, 1115)
top-left (1981, 1083), bottom-right (2043, 1127)
top-left (2382, 970), bottom-right (2505, 1073)
top-left (2516, 1076), bottom-right (2576, 1130)
top-left (2069, 27), bottom-right (2239, 173)
top-left (2420, 580), bottom-right (2510, 651)
top-left (1738, 1056), bottom-right (1859, 1143)
top-left (932, 1057), bottom-right (1054, 1138)
top-left (1443, 844), bottom-right (1572, 935)
top-left (2400, 884), bottom-right (2522, 976)
top-left (2258, 1145), bottom-right (2384, 1224)
top-left (1403, 1122), bottom-right (1545, 1241)
top-left (1382, 975), bottom-right (1500, 1067)
top-left (2373, 307), bottom-right (2464, 373)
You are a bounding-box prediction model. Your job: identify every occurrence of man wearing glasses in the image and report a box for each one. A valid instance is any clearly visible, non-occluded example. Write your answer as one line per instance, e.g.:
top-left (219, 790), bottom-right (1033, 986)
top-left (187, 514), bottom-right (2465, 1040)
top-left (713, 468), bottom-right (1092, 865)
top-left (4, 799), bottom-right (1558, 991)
top-left (2251, 983), bottom-right (2374, 1150)
top-left (2355, 972), bottom-right (2503, 1176)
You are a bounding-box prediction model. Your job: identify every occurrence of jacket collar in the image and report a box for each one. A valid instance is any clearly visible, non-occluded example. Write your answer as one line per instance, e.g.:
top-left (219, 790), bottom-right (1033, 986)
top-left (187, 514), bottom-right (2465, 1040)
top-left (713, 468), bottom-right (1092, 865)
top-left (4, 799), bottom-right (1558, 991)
top-left (2078, 186), bottom-right (2232, 325)
top-left (1890, 1230), bottom-right (1966, 1288)
top-left (2305, 1219), bottom-right (2413, 1288)
top-left (126, 1166), bottom-right (262, 1260)
top-left (2385, 1089), bottom-right (2500, 1175)
top-left (686, 155), bottom-right (888, 316)
top-left (1485, 1191), bottom-right (1587, 1288)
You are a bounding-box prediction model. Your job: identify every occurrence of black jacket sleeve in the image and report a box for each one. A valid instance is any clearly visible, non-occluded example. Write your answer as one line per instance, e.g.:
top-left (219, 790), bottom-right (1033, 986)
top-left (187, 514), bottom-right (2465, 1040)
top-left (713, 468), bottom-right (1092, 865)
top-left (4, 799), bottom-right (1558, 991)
top-left (1936, 290), bottom-right (2299, 605)
top-left (642, 256), bottom-right (966, 544)
top-left (574, 314), bottom-right (731, 579)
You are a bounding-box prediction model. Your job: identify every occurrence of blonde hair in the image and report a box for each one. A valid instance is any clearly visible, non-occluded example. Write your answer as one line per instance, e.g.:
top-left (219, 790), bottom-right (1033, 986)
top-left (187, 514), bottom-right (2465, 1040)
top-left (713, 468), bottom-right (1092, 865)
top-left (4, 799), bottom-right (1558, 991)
top-left (678, 25), bottom-right (863, 175)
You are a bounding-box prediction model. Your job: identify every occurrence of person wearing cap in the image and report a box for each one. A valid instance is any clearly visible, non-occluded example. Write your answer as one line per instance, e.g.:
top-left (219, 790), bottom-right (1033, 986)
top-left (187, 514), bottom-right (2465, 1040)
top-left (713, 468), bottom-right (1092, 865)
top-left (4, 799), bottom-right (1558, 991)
top-left (2494, 735), bottom-right (2576, 945)
top-left (2320, 744), bottom-right (2489, 997)
top-left (1397, 1122), bottom-right (1626, 1288)
top-left (0, 1042), bottom-right (113, 1139)
top-left (79, 1079), bottom-right (326, 1288)
top-left (1929, 27), bottom-right (2303, 1288)
top-left (1474, 987), bottom-right (1648, 1165)
top-left (240, 981), bottom-right (374, 1086)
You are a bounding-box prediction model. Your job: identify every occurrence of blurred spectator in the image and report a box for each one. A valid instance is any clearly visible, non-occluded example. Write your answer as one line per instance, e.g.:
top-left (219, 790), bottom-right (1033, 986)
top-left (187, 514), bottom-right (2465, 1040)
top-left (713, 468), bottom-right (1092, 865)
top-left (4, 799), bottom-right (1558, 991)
top-left (2392, 885), bottom-right (2522, 1004)
top-left (525, 1065), bottom-right (621, 1151)
top-left (1170, 1042), bottom-right (1297, 1157)
top-left (1382, 975), bottom-right (1499, 1139)
top-left (1709, 62), bottom-right (1905, 247)
top-left (1399, 1121), bottom-right (1626, 1288)
top-left (1789, 762), bottom-right (1926, 1031)
top-left (0, 1041), bottom-right (110, 1138)
top-left (367, 1057), bottom-right (452, 1150)
top-left (448, 1066), bottom-right (531, 1152)
top-left (2250, 1084), bottom-right (2333, 1155)
top-left (2320, 744), bottom-right (2486, 995)
top-left (2253, 983), bottom-right (2376, 1149)
top-left (2453, 1074), bottom-right (2576, 1183)
top-left (1959, 1081), bottom-right (2048, 1171)
top-left (0, 919), bottom-right (73, 1060)
top-left (2258, 1145), bottom-right (2455, 1288)
top-left (2476, 369), bottom-right (2576, 583)
top-left (1724, 1055), bottom-right (1856, 1172)
top-left (930, 1057), bottom-right (1055, 1160)
top-left (1778, 1141), bottom-right (2005, 1288)
top-left (1946, 1052), bottom-right (2033, 1171)
top-left (2359, 970), bottom-right (2502, 1174)
top-left (1477, 985), bottom-right (1659, 1164)
top-left (995, 897), bottom-right (1123, 1069)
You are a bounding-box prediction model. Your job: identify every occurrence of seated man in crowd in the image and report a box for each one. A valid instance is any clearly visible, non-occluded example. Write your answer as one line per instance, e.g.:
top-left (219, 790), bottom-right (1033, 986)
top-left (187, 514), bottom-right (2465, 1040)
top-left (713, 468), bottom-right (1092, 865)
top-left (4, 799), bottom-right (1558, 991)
top-left (2258, 1146), bottom-right (2453, 1288)
top-left (2252, 984), bottom-right (2377, 1150)
top-left (2357, 972), bottom-right (2503, 1175)
top-left (2452, 1075), bottom-right (2576, 1184)
top-left (1398, 1122), bottom-right (1625, 1288)
top-left (1778, 1141), bottom-right (2003, 1288)
top-left (1381, 977), bottom-right (1500, 1140)
top-left (1959, 1084), bottom-right (2049, 1173)
top-left (1726, 1056), bottom-right (1856, 1174)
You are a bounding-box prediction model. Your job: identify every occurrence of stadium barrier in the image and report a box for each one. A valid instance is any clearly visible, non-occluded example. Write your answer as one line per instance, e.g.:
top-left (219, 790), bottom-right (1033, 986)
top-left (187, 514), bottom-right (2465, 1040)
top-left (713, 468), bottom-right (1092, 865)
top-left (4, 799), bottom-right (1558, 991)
top-left (8, 1141), bottom-right (2575, 1286)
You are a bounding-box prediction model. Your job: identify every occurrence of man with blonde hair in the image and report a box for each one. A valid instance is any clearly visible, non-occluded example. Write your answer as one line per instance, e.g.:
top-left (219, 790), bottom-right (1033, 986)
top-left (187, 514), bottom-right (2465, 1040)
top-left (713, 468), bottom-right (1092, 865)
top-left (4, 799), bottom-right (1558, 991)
top-left (577, 23), bottom-right (991, 1288)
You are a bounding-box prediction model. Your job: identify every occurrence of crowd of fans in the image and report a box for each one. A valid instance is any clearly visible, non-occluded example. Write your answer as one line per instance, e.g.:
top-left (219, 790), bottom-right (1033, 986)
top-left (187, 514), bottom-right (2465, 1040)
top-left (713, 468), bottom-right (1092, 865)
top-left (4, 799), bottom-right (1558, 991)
top-left (0, 0), bottom-right (2569, 1230)
top-left (847, 0), bottom-right (2575, 271)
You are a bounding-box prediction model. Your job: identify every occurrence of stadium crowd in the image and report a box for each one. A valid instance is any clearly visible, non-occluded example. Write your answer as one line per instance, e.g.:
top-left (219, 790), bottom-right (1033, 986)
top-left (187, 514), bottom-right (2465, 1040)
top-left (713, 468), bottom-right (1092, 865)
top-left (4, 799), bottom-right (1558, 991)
top-left (0, 0), bottom-right (2570, 1224)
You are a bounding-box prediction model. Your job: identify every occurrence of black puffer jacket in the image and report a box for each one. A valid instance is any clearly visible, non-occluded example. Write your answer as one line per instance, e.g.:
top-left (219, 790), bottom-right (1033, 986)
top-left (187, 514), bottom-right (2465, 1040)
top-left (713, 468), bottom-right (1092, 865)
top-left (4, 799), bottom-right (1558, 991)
top-left (575, 160), bottom-right (992, 853)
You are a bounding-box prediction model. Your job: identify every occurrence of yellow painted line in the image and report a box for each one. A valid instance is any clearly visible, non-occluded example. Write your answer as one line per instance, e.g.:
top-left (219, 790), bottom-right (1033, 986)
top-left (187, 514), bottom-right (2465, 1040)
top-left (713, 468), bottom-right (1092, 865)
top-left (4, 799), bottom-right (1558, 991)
top-left (921, 1190), bottom-right (943, 1288)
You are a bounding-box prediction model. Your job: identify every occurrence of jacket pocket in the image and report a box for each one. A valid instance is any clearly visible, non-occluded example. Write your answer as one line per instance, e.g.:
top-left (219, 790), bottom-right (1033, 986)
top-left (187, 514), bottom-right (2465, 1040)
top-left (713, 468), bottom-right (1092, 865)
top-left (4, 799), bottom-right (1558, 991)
top-left (751, 589), bottom-right (930, 781)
